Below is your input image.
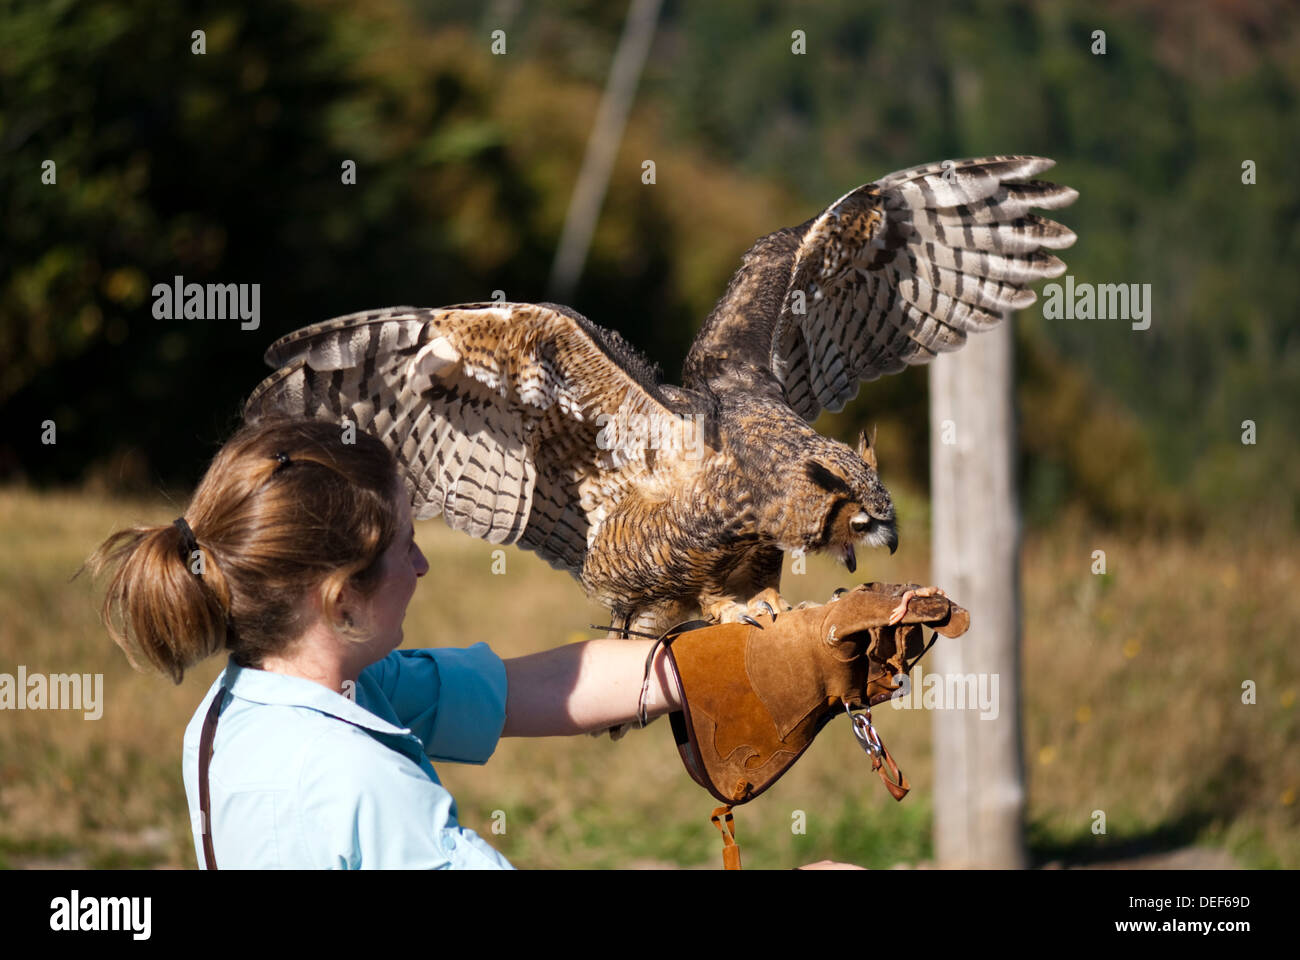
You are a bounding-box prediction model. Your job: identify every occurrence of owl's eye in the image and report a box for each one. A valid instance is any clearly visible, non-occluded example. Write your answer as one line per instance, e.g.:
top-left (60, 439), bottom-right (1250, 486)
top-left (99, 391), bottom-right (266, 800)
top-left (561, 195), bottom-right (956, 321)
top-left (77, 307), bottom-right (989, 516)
top-left (850, 513), bottom-right (872, 535)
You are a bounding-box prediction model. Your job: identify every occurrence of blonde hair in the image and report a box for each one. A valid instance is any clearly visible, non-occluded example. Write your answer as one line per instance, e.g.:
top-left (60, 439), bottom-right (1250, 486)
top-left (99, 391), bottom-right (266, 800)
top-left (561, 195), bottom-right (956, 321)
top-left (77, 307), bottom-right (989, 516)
top-left (87, 418), bottom-right (401, 683)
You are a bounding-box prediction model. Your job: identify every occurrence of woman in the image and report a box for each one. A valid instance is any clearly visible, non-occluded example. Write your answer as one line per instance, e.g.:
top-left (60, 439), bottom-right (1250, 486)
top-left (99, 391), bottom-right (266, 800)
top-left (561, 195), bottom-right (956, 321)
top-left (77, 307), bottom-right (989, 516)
top-left (90, 417), bottom-right (857, 869)
top-left (87, 416), bottom-right (691, 869)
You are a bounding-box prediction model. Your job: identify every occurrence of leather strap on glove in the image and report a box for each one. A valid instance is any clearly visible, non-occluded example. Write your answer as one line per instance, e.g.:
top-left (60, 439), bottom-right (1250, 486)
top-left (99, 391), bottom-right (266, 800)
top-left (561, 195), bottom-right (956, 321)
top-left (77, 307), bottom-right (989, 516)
top-left (649, 582), bottom-right (969, 825)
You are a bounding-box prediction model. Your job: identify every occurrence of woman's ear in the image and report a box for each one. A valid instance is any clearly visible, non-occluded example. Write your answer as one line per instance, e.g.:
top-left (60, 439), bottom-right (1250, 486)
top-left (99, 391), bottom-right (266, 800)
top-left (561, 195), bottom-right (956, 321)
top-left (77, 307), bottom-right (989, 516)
top-left (335, 590), bottom-right (354, 630)
top-left (329, 581), bottom-right (368, 637)
top-left (318, 579), bottom-right (350, 633)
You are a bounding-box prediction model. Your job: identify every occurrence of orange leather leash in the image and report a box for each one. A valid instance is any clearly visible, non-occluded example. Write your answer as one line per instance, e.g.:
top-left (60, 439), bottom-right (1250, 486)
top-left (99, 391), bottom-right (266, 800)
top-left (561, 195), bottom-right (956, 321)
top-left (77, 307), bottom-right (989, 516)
top-left (711, 805), bottom-right (742, 870)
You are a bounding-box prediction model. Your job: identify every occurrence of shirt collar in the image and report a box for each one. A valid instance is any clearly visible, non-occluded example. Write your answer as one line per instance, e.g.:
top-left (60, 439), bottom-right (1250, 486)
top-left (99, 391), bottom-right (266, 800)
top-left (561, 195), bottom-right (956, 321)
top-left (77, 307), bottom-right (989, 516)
top-left (219, 657), bottom-right (413, 739)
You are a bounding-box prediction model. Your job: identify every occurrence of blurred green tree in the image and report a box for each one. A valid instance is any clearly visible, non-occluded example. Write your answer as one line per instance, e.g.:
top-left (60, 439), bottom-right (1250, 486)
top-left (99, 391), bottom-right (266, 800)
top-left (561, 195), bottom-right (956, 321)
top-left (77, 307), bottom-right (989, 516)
top-left (3, 0), bottom-right (1296, 533)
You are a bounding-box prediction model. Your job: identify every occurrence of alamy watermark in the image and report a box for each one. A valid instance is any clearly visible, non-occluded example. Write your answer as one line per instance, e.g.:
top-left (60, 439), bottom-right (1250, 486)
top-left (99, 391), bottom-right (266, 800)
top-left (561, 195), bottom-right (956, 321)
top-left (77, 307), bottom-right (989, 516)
top-left (0, 666), bottom-right (103, 719)
top-left (889, 663), bottom-right (999, 720)
top-left (152, 274), bottom-right (260, 330)
top-left (49, 890), bottom-right (150, 940)
top-left (595, 407), bottom-right (706, 467)
top-left (1041, 275), bottom-right (1151, 330)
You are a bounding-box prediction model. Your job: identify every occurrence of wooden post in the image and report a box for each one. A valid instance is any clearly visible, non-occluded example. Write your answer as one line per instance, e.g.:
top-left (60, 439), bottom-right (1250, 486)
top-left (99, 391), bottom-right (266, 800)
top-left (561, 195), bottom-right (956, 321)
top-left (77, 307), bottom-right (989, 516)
top-left (547, 0), bottom-right (663, 303)
top-left (928, 319), bottom-right (1028, 868)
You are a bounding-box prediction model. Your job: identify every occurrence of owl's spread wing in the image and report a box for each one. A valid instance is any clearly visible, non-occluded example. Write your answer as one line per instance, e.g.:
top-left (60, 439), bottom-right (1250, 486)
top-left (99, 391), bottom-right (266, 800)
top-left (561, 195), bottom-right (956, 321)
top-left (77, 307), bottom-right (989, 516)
top-left (245, 303), bottom-right (698, 574)
top-left (683, 155), bottom-right (1077, 419)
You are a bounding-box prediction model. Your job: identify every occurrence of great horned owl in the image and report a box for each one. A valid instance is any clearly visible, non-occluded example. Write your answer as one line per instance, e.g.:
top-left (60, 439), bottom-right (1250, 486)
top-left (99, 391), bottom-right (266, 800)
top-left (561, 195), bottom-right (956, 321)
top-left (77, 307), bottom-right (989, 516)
top-left (246, 155), bottom-right (1076, 639)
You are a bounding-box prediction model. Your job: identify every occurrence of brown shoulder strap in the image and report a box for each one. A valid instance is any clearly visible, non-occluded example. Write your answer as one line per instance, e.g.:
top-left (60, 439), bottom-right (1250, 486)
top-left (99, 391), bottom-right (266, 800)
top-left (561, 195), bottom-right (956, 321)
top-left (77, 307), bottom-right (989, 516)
top-left (198, 687), bottom-right (226, 870)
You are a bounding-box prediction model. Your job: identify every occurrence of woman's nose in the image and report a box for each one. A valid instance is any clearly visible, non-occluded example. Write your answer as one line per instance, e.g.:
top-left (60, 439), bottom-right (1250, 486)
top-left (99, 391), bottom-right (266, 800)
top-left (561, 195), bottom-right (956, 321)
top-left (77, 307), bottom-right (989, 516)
top-left (414, 545), bottom-right (430, 577)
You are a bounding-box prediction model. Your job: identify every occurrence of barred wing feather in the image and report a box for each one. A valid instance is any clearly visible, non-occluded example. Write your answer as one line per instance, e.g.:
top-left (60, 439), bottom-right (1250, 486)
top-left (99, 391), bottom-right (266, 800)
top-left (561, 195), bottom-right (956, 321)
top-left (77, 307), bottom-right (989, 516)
top-left (683, 156), bottom-right (1077, 420)
top-left (245, 303), bottom-right (686, 574)
top-left (776, 155), bottom-right (1077, 419)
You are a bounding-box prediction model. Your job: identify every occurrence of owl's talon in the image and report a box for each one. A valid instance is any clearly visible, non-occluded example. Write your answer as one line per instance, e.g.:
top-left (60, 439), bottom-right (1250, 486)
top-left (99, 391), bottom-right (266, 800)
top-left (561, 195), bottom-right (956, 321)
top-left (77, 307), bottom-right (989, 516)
top-left (830, 587), bottom-right (848, 602)
top-left (706, 592), bottom-right (788, 626)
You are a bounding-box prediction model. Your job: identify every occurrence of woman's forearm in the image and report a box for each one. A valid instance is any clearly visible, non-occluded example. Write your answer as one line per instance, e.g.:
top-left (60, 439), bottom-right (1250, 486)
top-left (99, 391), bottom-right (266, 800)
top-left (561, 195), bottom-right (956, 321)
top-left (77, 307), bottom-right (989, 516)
top-left (501, 638), bottom-right (683, 737)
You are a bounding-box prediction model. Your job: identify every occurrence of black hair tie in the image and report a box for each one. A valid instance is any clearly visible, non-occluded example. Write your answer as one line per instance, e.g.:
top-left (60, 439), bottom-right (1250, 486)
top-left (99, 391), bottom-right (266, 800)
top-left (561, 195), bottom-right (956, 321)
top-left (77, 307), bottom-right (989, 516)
top-left (272, 451), bottom-right (291, 471)
top-left (173, 517), bottom-right (200, 568)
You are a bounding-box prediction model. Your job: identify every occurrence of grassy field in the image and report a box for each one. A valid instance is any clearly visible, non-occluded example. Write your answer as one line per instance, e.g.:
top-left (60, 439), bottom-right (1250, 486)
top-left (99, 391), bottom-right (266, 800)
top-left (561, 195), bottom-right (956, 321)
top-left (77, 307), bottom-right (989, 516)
top-left (0, 485), bottom-right (1296, 869)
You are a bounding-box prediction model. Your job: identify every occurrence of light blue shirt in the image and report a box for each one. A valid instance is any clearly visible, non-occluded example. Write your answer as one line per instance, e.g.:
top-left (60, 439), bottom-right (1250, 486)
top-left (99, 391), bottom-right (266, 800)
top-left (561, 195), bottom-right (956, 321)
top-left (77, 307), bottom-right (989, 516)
top-left (182, 643), bottom-right (515, 869)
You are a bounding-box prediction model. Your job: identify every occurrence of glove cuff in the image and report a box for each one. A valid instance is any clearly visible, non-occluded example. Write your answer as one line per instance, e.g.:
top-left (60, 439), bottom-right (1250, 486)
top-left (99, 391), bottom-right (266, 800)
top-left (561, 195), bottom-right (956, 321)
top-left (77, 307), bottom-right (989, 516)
top-left (658, 619), bottom-right (838, 806)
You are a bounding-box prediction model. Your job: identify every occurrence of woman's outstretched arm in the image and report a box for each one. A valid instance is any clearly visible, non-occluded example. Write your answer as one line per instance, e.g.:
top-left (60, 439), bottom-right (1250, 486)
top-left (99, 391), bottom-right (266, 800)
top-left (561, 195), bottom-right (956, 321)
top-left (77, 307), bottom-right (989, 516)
top-left (501, 638), bottom-right (682, 737)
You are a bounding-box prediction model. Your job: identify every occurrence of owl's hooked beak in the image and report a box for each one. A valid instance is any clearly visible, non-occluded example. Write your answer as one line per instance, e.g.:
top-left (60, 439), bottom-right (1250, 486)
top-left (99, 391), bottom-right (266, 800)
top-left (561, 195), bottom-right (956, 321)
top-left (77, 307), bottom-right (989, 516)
top-left (881, 522), bottom-right (899, 556)
top-left (846, 514), bottom-right (898, 564)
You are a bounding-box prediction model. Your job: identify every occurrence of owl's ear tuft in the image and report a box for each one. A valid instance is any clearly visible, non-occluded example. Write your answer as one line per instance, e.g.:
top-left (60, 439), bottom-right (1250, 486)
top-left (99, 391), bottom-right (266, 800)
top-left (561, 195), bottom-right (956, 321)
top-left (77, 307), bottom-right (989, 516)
top-left (857, 425), bottom-right (878, 471)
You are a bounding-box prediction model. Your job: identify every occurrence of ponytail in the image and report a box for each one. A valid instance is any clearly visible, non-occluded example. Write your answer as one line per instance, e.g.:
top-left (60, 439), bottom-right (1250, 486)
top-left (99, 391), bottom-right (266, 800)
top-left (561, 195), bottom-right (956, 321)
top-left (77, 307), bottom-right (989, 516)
top-left (87, 418), bottom-right (400, 683)
top-left (88, 520), bottom-right (231, 684)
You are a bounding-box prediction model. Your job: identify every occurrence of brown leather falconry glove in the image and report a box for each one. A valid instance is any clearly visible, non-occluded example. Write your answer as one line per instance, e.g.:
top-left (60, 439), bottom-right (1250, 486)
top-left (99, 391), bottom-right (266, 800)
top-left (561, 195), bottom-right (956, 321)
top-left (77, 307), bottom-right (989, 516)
top-left (649, 582), bottom-right (970, 809)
